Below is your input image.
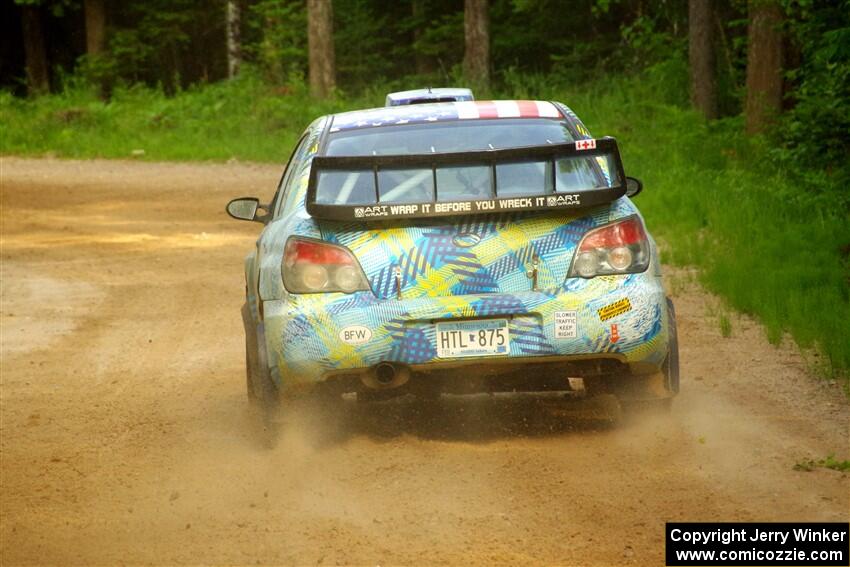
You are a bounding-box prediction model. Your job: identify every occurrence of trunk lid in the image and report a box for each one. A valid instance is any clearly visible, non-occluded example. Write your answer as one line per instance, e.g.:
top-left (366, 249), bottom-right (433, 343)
top-left (320, 209), bottom-right (605, 299)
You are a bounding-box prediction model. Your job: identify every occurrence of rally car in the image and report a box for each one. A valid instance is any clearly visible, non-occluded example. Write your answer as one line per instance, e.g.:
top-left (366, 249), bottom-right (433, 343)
top-left (227, 89), bottom-right (679, 414)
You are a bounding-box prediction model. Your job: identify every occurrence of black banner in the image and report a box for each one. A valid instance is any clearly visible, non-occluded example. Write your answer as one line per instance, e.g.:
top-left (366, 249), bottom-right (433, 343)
top-left (666, 523), bottom-right (849, 566)
top-left (305, 137), bottom-right (627, 222)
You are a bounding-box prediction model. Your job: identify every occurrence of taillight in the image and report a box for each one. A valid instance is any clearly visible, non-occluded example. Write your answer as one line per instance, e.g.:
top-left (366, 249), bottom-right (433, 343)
top-left (282, 237), bottom-right (370, 294)
top-left (568, 215), bottom-right (650, 278)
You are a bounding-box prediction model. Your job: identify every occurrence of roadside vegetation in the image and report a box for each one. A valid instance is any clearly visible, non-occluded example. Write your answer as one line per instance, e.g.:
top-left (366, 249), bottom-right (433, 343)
top-left (794, 455), bottom-right (850, 472)
top-left (2, 0), bottom-right (848, 384)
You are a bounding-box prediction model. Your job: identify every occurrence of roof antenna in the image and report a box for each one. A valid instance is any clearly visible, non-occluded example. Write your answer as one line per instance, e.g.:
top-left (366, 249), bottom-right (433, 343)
top-left (427, 86), bottom-right (432, 93)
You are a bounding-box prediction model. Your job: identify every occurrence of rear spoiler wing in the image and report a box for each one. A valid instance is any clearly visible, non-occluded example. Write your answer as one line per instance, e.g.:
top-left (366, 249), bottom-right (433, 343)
top-left (305, 137), bottom-right (627, 222)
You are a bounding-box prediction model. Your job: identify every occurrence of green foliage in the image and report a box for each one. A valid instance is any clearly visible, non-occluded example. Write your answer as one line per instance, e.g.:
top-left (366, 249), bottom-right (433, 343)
top-left (247, 0), bottom-right (307, 85)
top-left (410, 11), bottom-right (464, 76)
top-left (13, 0), bottom-right (76, 17)
top-left (774, 0), bottom-right (850, 197)
top-left (0, 68), bottom-right (358, 162)
top-left (334, 0), bottom-right (394, 88)
top-left (620, 15), bottom-right (683, 69)
top-left (73, 0), bottom-right (226, 93)
top-left (490, 0), bottom-right (687, 81)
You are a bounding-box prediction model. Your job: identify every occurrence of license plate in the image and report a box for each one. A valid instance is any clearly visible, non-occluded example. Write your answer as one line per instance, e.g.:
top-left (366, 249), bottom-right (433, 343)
top-left (435, 319), bottom-right (510, 358)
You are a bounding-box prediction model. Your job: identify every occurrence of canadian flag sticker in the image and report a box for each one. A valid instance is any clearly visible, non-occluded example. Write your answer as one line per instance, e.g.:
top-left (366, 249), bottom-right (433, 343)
top-left (576, 139), bottom-right (597, 151)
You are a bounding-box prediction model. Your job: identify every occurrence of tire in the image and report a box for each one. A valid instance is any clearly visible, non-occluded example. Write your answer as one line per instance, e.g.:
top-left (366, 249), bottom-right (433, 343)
top-left (245, 342), bottom-right (257, 402)
top-left (242, 304), bottom-right (279, 413)
top-left (664, 297), bottom-right (680, 395)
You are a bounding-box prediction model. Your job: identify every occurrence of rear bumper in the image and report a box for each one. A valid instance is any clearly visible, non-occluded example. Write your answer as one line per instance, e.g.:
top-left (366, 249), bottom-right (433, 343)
top-left (262, 271), bottom-right (669, 395)
top-left (317, 354), bottom-right (629, 396)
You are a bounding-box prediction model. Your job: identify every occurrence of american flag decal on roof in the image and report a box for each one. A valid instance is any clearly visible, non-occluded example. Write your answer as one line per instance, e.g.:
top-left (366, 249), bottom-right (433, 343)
top-left (329, 100), bottom-right (563, 132)
top-left (454, 100), bottom-right (562, 119)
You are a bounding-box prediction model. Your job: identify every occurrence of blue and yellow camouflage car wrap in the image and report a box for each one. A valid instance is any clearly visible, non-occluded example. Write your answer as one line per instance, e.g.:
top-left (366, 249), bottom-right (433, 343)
top-left (239, 100), bottom-right (675, 400)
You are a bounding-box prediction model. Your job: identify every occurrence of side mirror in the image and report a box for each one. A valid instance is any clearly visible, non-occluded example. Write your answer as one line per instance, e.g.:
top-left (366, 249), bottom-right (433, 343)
top-left (226, 197), bottom-right (268, 223)
top-left (625, 176), bottom-right (643, 198)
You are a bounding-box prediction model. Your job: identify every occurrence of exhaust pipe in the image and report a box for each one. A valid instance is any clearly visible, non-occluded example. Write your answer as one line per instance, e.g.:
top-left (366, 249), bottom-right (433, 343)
top-left (375, 362), bottom-right (396, 385)
top-left (363, 362), bottom-right (410, 389)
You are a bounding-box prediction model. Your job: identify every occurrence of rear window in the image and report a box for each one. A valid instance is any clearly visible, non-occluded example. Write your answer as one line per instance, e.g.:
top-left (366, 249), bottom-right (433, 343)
top-left (314, 154), bottom-right (620, 205)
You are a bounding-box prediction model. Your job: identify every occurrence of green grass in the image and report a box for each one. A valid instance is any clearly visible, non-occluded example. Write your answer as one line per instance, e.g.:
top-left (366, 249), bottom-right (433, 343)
top-left (719, 313), bottom-right (733, 338)
top-left (2, 64), bottom-right (849, 384)
top-left (0, 71), bottom-right (371, 162)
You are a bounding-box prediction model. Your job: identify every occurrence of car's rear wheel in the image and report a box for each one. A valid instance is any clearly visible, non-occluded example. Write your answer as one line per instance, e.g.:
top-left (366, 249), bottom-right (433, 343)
top-left (663, 297), bottom-right (680, 394)
top-left (242, 304), bottom-right (279, 414)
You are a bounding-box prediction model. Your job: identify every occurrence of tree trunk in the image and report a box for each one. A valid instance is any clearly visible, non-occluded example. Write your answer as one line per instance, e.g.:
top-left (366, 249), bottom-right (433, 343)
top-left (745, 0), bottom-right (784, 134)
top-left (307, 0), bottom-right (336, 98)
top-left (21, 4), bottom-right (49, 95)
top-left (84, 0), bottom-right (111, 98)
top-left (688, 0), bottom-right (717, 119)
top-left (226, 0), bottom-right (241, 78)
top-left (84, 0), bottom-right (106, 55)
top-left (463, 0), bottom-right (490, 88)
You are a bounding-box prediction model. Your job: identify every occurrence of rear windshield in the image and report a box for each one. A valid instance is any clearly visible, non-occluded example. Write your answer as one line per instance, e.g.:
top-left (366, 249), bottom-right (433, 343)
top-left (316, 121), bottom-right (619, 206)
top-left (325, 119), bottom-right (574, 156)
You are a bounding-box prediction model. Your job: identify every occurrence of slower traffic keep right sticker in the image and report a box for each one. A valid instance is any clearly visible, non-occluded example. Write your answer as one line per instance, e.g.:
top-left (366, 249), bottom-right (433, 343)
top-left (554, 311), bottom-right (578, 339)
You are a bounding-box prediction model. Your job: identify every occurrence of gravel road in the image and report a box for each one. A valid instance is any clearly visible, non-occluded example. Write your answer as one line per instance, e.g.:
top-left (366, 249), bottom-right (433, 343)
top-left (1, 157), bottom-right (847, 565)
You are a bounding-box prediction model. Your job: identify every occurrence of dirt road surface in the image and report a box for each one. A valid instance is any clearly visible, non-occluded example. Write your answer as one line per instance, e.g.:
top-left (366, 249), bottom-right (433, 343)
top-left (2, 157), bottom-right (848, 566)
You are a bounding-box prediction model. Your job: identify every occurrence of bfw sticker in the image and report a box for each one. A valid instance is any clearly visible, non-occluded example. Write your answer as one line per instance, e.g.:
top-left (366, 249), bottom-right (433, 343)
top-left (339, 325), bottom-right (372, 345)
top-left (554, 311), bottom-right (578, 339)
